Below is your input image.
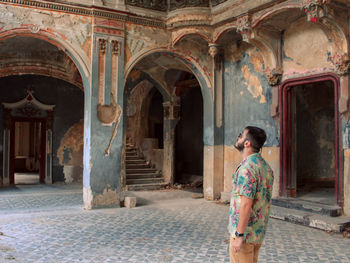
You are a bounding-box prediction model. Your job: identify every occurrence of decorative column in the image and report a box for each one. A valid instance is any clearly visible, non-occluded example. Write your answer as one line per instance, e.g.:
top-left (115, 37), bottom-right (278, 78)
top-left (206, 43), bottom-right (225, 200)
top-left (83, 18), bottom-right (125, 209)
top-left (162, 100), bottom-right (180, 185)
top-left (329, 51), bottom-right (350, 214)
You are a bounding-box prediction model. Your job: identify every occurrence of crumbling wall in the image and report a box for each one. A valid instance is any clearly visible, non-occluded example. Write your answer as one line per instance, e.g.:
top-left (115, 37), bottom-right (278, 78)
top-left (57, 119), bottom-right (84, 183)
top-left (282, 19), bottom-right (335, 77)
top-left (223, 42), bottom-right (279, 195)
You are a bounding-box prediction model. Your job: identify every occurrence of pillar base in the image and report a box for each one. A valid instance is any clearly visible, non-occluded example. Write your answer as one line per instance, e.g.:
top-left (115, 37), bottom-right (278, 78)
top-left (83, 186), bottom-right (120, 210)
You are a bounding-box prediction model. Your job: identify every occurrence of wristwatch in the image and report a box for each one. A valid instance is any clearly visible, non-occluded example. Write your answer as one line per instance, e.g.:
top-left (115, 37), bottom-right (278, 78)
top-left (235, 231), bottom-right (244, 237)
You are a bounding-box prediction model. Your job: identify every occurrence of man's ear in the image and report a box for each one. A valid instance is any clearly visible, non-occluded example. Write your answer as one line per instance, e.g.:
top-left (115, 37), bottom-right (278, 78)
top-left (244, 140), bottom-right (250, 147)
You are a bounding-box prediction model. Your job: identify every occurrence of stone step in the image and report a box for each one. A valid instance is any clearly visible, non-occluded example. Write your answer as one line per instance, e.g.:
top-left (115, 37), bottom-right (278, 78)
top-left (272, 197), bottom-right (342, 217)
top-left (126, 159), bottom-right (148, 165)
top-left (126, 156), bottom-right (140, 160)
top-left (270, 205), bottom-right (350, 233)
top-left (126, 168), bottom-right (158, 174)
top-left (126, 164), bottom-right (151, 169)
top-left (126, 148), bottom-right (137, 152)
top-left (125, 152), bottom-right (138, 157)
top-left (126, 173), bottom-right (162, 179)
top-left (127, 182), bottom-right (169, 191)
top-left (127, 178), bottom-right (165, 185)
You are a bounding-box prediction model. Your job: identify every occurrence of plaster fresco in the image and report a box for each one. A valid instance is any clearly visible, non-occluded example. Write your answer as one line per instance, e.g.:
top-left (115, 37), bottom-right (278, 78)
top-left (0, 5), bottom-right (92, 56)
top-left (125, 23), bottom-right (170, 65)
top-left (57, 119), bottom-right (84, 183)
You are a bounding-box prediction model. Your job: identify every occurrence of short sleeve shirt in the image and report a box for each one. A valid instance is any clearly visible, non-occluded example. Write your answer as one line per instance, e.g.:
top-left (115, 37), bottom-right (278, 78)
top-left (228, 153), bottom-right (274, 244)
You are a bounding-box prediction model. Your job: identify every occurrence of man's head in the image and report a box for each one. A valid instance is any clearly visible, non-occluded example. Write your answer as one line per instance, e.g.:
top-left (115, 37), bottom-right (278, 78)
top-left (234, 126), bottom-right (267, 153)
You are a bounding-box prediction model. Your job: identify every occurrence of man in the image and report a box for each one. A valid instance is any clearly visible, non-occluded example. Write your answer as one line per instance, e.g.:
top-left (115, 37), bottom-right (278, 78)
top-left (228, 126), bottom-right (274, 263)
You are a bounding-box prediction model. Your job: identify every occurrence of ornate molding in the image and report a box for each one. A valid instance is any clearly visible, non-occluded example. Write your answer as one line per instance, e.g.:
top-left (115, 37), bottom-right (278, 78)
top-left (236, 15), bottom-right (251, 42)
top-left (329, 52), bottom-right (350, 76)
top-left (208, 43), bottom-right (219, 58)
top-left (126, 0), bottom-right (167, 11)
top-left (264, 67), bottom-right (283, 86)
top-left (111, 40), bottom-right (120, 55)
top-left (302, 0), bottom-right (329, 23)
top-left (98, 38), bottom-right (107, 54)
top-left (0, 0), bottom-right (166, 28)
top-left (169, 0), bottom-right (209, 11)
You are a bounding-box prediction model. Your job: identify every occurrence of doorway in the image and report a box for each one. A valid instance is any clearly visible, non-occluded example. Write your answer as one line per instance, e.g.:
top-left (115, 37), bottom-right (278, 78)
top-left (281, 74), bottom-right (341, 205)
top-left (175, 84), bottom-right (203, 190)
top-left (10, 119), bottom-right (46, 185)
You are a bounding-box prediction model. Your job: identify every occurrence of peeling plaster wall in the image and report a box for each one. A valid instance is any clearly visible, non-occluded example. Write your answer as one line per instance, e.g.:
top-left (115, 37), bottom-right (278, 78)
top-left (0, 75), bottom-right (84, 183)
top-left (223, 43), bottom-right (279, 195)
top-left (282, 20), bottom-right (335, 77)
top-left (344, 149), bottom-right (350, 216)
top-left (125, 23), bottom-right (170, 65)
top-left (57, 119), bottom-right (84, 183)
top-left (126, 79), bottom-right (153, 147)
top-left (0, 5), bottom-right (92, 57)
top-left (223, 44), bottom-right (278, 146)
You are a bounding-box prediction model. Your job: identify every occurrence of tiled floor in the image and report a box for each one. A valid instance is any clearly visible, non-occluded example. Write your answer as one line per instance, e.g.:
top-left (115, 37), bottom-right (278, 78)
top-left (0, 185), bottom-right (350, 262)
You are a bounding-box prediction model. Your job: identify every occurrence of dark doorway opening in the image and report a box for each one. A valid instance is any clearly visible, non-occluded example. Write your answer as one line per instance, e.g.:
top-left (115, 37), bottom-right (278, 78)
top-left (291, 81), bottom-right (335, 204)
top-left (148, 89), bottom-right (164, 149)
top-left (281, 74), bottom-right (341, 206)
top-left (175, 83), bottom-right (203, 189)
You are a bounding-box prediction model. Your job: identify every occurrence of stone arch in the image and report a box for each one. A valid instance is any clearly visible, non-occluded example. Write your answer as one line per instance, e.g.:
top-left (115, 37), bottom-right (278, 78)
top-left (172, 30), bottom-right (211, 47)
top-left (0, 27), bottom-right (90, 80)
top-left (0, 27), bottom-right (91, 188)
top-left (124, 48), bottom-right (215, 198)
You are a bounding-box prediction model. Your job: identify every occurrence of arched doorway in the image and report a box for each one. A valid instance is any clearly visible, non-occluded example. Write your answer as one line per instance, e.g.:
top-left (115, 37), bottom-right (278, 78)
top-left (280, 74), bottom-right (341, 206)
top-left (0, 36), bottom-right (85, 186)
top-left (175, 73), bottom-right (203, 190)
top-left (124, 50), bottom-right (211, 193)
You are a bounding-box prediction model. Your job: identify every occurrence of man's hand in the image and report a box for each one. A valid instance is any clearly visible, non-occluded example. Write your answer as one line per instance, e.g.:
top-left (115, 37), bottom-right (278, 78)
top-left (230, 236), bottom-right (244, 253)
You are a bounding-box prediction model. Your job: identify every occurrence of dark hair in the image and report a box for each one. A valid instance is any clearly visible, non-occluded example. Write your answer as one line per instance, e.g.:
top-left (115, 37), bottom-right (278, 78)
top-left (245, 126), bottom-right (267, 152)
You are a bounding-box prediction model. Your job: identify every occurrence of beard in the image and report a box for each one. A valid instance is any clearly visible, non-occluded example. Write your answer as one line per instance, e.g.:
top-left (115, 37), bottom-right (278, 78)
top-left (234, 141), bottom-right (245, 152)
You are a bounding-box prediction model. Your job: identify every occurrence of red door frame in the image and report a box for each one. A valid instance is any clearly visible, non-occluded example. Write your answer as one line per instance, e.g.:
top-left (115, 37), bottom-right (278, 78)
top-left (9, 117), bottom-right (47, 184)
top-left (279, 73), bottom-right (342, 206)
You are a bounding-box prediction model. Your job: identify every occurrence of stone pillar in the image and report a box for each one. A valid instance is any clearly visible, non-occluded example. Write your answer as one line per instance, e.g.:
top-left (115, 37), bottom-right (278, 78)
top-left (206, 43), bottom-right (225, 201)
top-left (83, 19), bottom-right (125, 209)
top-left (162, 100), bottom-right (180, 185)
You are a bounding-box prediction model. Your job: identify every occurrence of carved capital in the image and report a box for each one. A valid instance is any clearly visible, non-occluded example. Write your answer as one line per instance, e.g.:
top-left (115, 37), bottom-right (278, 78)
top-left (163, 101), bottom-right (181, 120)
top-left (236, 15), bottom-right (251, 42)
top-left (98, 38), bottom-right (107, 54)
top-left (208, 43), bottom-right (219, 58)
top-left (329, 52), bottom-right (350, 76)
top-left (264, 67), bottom-right (283, 86)
top-left (111, 40), bottom-right (119, 55)
top-left (302, 0), bottom-right (329, 23)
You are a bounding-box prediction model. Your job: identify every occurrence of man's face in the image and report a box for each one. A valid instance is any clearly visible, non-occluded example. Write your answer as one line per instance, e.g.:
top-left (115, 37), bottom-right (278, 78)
top-left (234, 129), bottom-right (248, 152)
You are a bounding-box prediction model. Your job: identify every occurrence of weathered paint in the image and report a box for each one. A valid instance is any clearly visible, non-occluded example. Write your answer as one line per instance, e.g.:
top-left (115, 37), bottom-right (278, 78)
top-left (223, 146), bottom-right (280, 199)
top-left (343, 149), bottom-right (350, 216)
top-left (57, 119), bottom-right (84, 183)
top-left (223, 44), bottom-right (278, 147)
top-left (282, 20), bottom-right (334, 77)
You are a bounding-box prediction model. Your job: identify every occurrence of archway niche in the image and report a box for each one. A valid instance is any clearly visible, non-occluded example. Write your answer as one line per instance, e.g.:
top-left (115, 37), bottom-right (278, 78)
top-left (0, 36), bottom-right (84, 186)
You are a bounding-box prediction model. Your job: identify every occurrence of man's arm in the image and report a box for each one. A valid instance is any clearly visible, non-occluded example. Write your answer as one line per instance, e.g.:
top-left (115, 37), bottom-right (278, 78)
top-left (230, 196), bottom-right (253, 252)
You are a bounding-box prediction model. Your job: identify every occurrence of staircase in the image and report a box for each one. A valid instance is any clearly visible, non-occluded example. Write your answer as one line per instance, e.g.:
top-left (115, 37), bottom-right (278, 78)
top-left (125, 146), bottom-right (168, 191)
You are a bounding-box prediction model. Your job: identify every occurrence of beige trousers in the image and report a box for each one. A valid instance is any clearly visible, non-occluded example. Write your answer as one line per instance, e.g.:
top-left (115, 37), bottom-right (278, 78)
top-left (230, 238), bottom-right (262, 263)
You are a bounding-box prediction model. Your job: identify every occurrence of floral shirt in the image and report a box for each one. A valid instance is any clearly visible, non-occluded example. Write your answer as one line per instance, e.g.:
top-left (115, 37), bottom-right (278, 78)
top-left (228, 153), bottom-right (274, 244)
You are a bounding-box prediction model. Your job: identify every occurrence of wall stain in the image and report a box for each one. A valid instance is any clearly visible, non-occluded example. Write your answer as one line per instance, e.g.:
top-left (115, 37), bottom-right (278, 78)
top-left (241, 65), bottom-right (266, 104)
